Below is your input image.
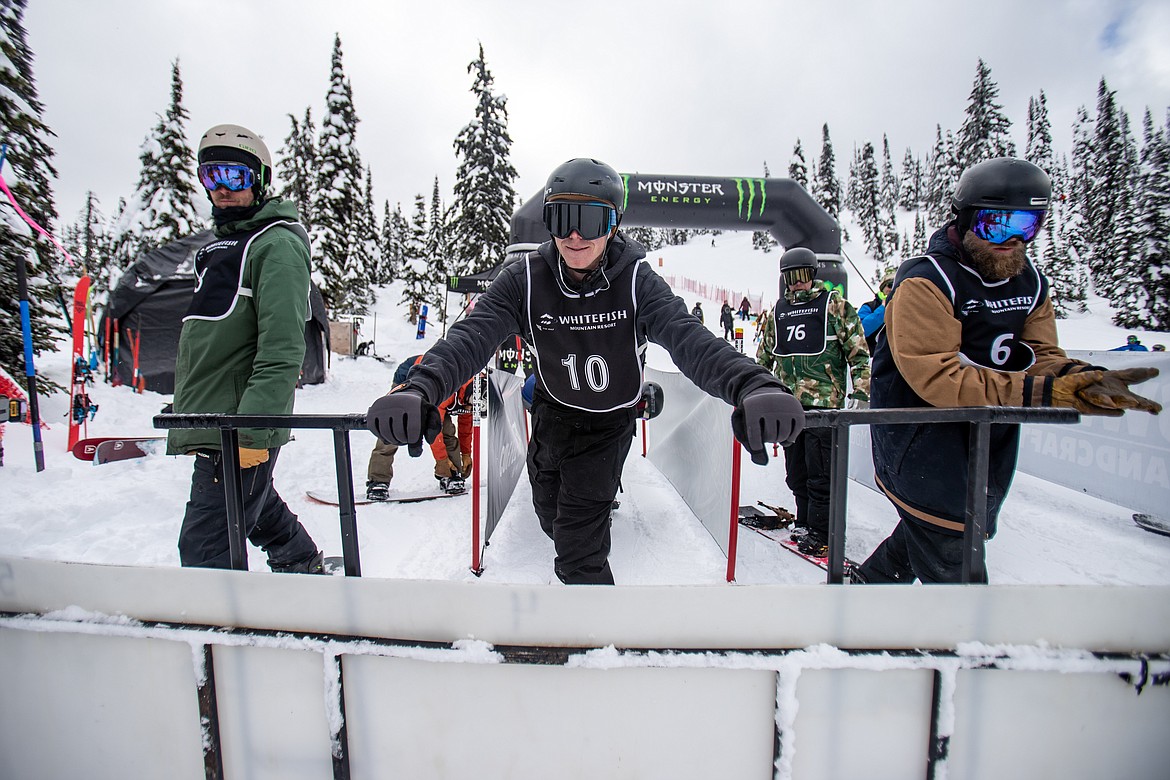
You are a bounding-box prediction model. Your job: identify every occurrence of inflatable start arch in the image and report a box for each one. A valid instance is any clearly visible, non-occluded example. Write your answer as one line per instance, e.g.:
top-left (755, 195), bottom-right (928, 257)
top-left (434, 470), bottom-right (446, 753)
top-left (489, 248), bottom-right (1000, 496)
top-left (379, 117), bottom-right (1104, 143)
top-left (509, 173), bottom-right (848, 293)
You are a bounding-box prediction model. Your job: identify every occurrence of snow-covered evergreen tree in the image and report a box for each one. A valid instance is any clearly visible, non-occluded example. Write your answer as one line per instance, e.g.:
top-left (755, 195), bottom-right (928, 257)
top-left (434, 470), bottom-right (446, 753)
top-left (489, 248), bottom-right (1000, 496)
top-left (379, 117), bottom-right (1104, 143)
top-left (1110, 111), bottom-right (1147, 327)
top-left (788, 140), bottom-right (809, 190)
top-left (1025, 91), bottom-right (1055, 174)
top-left (451, 43), bottom-right (518, 274)
top-left (955, 58), bottom-right (1016, 170)
top-left (426, 176), bottom-right (454, 321)
top-left (399, 193), bottom-right (431, 317)
top-left (114, 59), bottom-right (203, 266)
top-left (277, 106), bottom-right (316, 230)
top-left (1133, 109), bottom-right (1170, 328)
top-left (897, 148), bottom-right (922, 211)
top-left (340, 167), bottom-right (378, 316)
top-left (812, 123), bottom-right (842, 223)
top-left (311, 35), bottom-right (367, 314)
top-left (379, 200), bottom-right (408, 285)
top-left (62, 191), bottom-right (114, 304)
top-left (1064, 106), bottom-right (1095, 287)
top-left (923, 125), bottom-right (960, 226)
top-left (853, 141), bottom-right (893, 265)
top-left (879, 135), bottom-right (899, 214)
top-left (0, 0), bottom-right (67, 390)
top-left (1085, 78), bottom-right (1132, 291)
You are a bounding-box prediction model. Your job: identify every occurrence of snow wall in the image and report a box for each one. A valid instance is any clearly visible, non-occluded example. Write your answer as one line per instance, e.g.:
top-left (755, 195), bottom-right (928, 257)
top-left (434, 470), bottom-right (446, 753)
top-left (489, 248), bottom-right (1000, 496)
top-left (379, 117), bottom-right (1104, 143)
top-left (1, 555), bottom-right (1168, 780)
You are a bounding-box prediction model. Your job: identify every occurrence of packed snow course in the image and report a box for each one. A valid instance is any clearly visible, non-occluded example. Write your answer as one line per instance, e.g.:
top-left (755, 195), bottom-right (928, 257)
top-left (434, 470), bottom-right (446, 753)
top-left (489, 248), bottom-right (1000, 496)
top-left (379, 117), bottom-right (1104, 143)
top-left (2, 230), bottom-right (1168, 586)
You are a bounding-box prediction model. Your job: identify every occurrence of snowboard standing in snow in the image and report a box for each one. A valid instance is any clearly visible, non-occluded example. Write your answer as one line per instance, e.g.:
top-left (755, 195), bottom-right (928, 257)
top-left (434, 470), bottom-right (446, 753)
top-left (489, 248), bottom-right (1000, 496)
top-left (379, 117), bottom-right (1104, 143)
top-left (738, 504), bottom-right (862, 575)
top-left (305, 488), bottom-right (465, 506)
top-left (67, 276), bottom-right (98, 451)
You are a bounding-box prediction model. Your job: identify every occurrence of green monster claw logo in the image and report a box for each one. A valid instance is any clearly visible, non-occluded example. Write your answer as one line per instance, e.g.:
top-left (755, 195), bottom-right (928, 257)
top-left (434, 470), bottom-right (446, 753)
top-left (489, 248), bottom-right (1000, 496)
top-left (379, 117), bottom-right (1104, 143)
top-left (621, 175), bottom-right (631, 213)
top-left (732, 178), bottom-right (767, 222)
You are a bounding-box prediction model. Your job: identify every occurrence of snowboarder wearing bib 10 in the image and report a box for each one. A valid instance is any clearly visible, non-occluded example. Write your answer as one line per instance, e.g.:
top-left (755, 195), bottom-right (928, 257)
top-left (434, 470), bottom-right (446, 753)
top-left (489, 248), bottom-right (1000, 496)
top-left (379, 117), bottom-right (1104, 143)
top-left (167, 124), bottom-right (325, 574)
top-left (855, 157), bottom-right (1161, 585)
top-left (756, 247), bottom-right (870, 558)
top-left (366, 158), bottom-right (804, 584)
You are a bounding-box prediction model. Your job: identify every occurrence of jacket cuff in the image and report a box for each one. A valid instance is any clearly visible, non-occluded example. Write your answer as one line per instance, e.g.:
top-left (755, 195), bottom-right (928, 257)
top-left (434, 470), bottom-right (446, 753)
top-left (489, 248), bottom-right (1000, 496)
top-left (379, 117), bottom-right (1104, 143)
top-left (1023, 375), bottom-right (1054, 407)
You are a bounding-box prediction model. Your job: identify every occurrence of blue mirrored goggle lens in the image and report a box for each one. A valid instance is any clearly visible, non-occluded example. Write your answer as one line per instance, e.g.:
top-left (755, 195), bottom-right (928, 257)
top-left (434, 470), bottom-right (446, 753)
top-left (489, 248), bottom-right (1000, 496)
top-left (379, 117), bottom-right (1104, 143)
top-left (970, 209), bottom-right (1045, 244)
top-left (542, 201), bottom-right (616, 240)
top-left (198, 163), bottom-right (255, 192)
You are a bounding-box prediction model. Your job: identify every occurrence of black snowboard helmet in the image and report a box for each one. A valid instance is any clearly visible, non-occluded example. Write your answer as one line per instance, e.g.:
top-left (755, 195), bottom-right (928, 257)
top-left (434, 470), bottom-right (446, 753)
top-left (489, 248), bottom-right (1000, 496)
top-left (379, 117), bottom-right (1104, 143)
top-left (779, 246), bottom-right (818, 288)
top-left (544, 158), bottom-right (626, 219)
top-left (952, 157), bottom-right (1051, 233)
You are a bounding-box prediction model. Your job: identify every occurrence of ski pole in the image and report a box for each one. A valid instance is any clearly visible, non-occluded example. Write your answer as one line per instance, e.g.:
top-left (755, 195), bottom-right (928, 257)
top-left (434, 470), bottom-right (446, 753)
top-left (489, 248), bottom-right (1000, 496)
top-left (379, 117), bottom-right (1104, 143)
top-left (1, 144), bottom-right (44, 471)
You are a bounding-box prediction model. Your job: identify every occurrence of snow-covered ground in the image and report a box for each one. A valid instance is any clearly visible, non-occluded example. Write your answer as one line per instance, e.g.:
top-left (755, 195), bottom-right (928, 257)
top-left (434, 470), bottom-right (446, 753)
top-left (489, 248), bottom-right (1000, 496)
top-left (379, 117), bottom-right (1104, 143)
top-left (2, 230), bottom-right (1168, 586)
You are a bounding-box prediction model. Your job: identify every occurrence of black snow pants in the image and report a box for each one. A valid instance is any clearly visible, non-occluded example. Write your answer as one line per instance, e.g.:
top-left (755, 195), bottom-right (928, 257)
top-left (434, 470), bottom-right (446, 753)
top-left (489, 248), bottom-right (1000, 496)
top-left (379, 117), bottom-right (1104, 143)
top-left (527, 400), bottom-right (636, 585)
top-left (178, 448), bottom-right (318, 570)
top-left (783, 425), bottom-right (833, 542)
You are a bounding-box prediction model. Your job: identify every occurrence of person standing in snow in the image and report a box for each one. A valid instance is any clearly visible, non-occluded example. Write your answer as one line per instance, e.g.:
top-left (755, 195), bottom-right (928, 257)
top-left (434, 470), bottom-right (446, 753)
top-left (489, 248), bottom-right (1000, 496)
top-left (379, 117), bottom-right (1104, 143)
top-left (167, 124), bottom-right (324, 574)
top-left (738, 296), bottom-right (752, 321)
top-left (691, 301), bottom-right (704, 323)
top-left (1110, 335), bottom-right (1149, 352)
top-left (720, 301), bottom-right (735, 340)
top-left (756, 247), bottom-right (870, 558)
top-left (856, 269), bottom-right (895, 354)
top-left (366, 157), bottom-right (804, 584)
top-left (855, 157), bottom-right (1162, 584)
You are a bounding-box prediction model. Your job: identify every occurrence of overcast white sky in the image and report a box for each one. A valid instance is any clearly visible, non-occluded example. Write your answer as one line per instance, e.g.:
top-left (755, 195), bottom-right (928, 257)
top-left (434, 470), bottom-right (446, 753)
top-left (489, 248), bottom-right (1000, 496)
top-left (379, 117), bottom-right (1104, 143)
top-left (23, 0), bottom-right (1170, 227)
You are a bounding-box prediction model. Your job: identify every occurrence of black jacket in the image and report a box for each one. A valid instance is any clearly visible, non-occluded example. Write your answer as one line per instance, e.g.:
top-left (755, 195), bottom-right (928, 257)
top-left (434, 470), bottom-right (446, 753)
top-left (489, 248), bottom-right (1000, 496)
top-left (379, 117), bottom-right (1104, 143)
top-left (406, 233), bottom-right (783, 411)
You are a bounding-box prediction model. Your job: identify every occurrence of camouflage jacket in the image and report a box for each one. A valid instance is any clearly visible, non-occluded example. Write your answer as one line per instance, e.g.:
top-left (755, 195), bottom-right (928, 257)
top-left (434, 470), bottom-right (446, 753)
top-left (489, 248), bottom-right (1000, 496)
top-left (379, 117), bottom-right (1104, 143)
top-left (755, 282), bottom-right (871, 408)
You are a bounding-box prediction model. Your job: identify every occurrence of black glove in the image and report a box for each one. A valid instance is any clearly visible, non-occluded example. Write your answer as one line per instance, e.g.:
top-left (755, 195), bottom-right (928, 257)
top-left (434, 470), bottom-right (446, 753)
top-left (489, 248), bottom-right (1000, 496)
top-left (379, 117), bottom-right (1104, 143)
top-left (637, 381), bottom-right (665, 420)
top-left (366, 388), bottom-right (442, 457)
top-left (731, 387), bottom-right (805, 465)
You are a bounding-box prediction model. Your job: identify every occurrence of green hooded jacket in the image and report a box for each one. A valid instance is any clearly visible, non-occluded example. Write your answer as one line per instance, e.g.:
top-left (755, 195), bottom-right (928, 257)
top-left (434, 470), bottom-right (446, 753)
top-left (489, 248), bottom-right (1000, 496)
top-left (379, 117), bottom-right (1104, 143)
top-left (167, 199), bottom-right (310, 454)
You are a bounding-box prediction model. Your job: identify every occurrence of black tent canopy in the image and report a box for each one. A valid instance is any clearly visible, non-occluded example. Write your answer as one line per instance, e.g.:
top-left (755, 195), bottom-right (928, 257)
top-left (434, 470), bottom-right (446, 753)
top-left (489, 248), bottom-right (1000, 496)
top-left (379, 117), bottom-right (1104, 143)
top-left (102, 230), bottom-right (330, 393)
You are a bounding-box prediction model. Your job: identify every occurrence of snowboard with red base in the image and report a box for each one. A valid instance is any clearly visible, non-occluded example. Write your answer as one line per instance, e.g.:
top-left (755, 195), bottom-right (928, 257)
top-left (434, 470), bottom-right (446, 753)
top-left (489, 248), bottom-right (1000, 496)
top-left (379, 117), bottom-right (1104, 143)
top-left (67, 276), bottom-right (96, 451)
top-left (94, 438), bottom-right (164, 464)
top-left (305, 488), bottom-right (465, 506)
top-left (738, 504), bottom-right (862, 574)
top-left (72, 436), bottom-right (165, 462)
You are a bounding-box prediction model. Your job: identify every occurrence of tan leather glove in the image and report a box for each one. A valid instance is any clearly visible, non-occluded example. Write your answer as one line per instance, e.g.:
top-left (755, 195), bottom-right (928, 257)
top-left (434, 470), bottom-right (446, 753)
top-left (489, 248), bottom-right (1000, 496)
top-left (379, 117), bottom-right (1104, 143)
top-left (1077, 367), bottom-right (1162, 414)
top-left (461, 454), bottom-right (473, 479)
top-left (434, 458), bottom-right (457, 479)
top-left (238, 447), bottom-right (270, 469)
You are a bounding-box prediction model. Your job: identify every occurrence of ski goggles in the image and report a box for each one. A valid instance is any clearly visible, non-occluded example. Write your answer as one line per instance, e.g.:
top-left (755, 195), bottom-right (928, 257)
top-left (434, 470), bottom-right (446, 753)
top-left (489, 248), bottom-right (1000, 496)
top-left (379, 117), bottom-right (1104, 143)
top-left (542, 200), bottom-right (617, 240)
top-left (970, 208), bottom-right (1045, 244)
top-left (198, 162), bottom-right (256, 192)
top-left (782, 266), bottom-right (816, 287)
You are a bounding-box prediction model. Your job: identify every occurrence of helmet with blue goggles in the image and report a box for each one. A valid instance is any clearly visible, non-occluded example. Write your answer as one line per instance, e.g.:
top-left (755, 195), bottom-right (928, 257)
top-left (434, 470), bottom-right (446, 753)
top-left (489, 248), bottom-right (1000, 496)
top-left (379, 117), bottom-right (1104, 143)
top-left (969, 208), bottom-right (1046, 244)
top-left (542, 200), bottom-right (618, 240)
top-left (198, 162), bottom-right (256, 193)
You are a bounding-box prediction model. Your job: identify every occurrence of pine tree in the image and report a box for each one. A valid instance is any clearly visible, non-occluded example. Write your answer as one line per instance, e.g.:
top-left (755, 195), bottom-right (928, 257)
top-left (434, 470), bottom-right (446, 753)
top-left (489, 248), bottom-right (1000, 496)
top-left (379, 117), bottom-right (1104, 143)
top-left (1134, 109), bottom-right (1170, 328)
top-left (340, 167), bottom-right (378, 316)
top-left (399, 194), bottom-right (431, 318)
top-left (1025, 91), bottom-right (1055, 174)
top-left (426, 176), bottom-right (454, 321)
top-left (451, 43), bottom-right (518, 274)
top-left (1110, 111), bottom-right (1147, 327)
top-left (379, 201), bottom-right (407, 284)
top-left (788, 140), bottom-right (809, 189)
top-left (955, 58), bottom-right (1016, 170)
top-left (897, 148), bottom-right (922, 211)
top-left (812, 123), bottom-right (842, 223)
top-left (854, 141), bottom-right (892, 265)
top-left (311, 34), bottom-right (366, 313)
top-left (923, 125), bottom-right (961, 226)
top-left (62, 191), bottom-right (114, 304)
top-left (1085, 78), bottom-right (1132, 291)
top-left (879, 135), bottom-right (899, 214)
top-left (0, 0), bottom-right (67, 391)
top-left (1064, 106), bottom-right (1095, 284)
top-left (115, 59), bottom-right (203, 266)
top-left (277, 106), bottom-right (316, 230)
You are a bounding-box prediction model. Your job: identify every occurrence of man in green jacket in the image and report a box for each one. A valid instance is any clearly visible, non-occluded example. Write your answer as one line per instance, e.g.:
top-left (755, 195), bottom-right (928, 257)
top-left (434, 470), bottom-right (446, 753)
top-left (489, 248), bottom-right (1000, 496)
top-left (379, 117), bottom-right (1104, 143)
top-left (168, 124), bottom-right (323, 573)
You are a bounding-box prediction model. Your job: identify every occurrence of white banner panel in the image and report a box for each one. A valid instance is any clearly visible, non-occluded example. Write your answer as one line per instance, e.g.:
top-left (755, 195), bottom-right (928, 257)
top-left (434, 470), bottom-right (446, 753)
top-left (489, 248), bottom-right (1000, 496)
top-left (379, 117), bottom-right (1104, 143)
top-left (644, 368), bottom-right (734, 553)
top-left (1017, 351), bottom-right (1170, 518)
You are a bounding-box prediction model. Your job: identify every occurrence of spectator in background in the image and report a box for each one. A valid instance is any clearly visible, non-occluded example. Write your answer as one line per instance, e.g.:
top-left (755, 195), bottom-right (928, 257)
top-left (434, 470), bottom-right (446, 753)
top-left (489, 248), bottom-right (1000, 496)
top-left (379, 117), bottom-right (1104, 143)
top-left (1110, 335), bottom-right (1149, 352)
top-left (691, 301), bottom-right (704, 323)
top-left (857, 269), bottom-right (896, 354)
top-left (756, 247), bottom-right (870, 558)
top-left (738, 296), bottom-right (752, 321)
top-left (720, 301), bottom-right (735, 340)
top-left (1153, 344), bottom-right (1166, 352)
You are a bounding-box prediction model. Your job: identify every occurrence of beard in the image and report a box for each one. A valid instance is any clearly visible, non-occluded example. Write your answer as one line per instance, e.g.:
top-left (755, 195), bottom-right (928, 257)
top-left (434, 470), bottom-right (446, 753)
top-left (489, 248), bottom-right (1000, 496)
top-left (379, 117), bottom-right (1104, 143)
top-left (961, 232), bottom-right (1028, 281)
